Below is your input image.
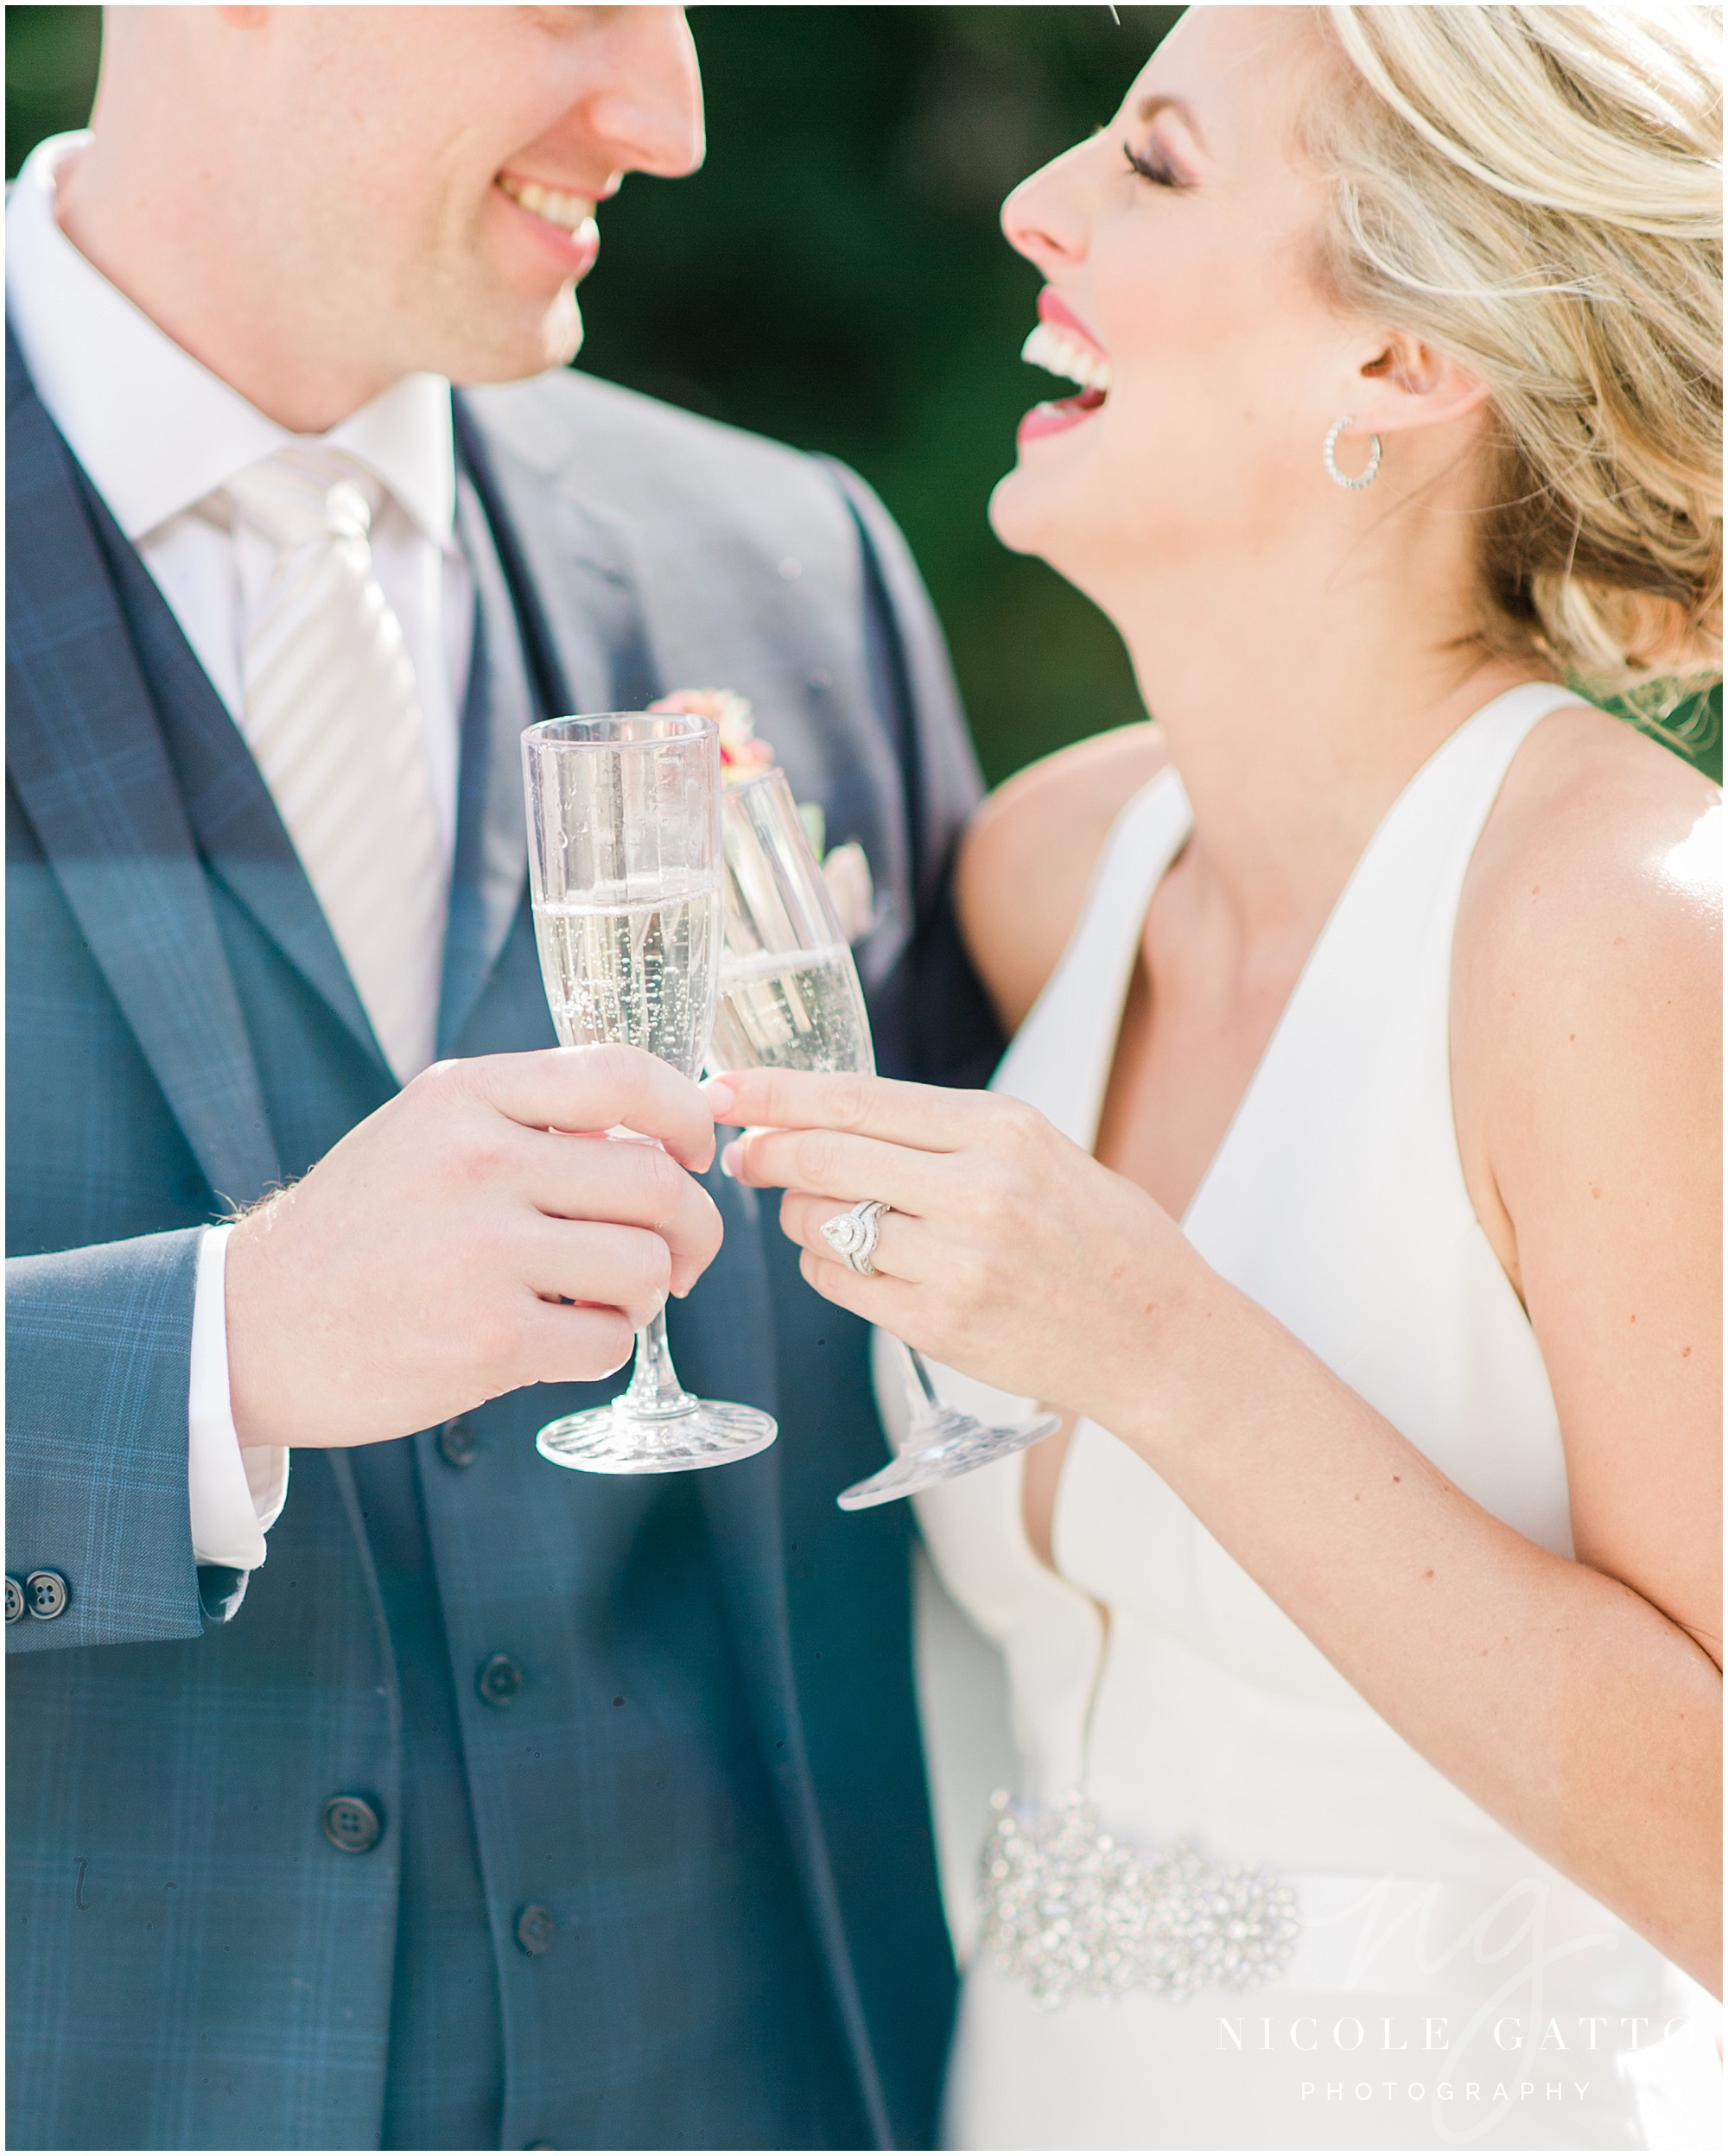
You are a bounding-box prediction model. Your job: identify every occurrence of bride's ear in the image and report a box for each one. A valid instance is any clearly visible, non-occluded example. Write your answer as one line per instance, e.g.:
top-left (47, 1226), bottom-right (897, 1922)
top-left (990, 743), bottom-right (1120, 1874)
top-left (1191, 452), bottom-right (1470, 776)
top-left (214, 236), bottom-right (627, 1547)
top-left (1345, 330), bottom-right (1492, 440)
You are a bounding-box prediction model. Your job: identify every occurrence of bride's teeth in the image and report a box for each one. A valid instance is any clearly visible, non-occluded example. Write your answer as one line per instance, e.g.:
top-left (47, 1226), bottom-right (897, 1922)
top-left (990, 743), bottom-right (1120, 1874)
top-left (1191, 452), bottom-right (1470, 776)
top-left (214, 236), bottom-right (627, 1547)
top-left (1020, 320), bottom-right (1113, 395)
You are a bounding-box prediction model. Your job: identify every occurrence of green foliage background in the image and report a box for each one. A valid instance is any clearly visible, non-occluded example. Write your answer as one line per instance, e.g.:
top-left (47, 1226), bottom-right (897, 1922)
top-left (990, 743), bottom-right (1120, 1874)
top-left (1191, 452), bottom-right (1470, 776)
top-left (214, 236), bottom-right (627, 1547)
top-left (8, 4), bottom-right (1717, 783)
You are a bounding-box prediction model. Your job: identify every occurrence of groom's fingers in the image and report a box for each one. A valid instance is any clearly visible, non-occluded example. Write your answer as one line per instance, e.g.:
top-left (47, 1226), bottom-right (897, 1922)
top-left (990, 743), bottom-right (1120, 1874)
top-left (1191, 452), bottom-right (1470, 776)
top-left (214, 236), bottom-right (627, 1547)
top-left (708, 1067), bottom-right (988, 1153)
top-left (464, 1044), bottom-right (716, 1171)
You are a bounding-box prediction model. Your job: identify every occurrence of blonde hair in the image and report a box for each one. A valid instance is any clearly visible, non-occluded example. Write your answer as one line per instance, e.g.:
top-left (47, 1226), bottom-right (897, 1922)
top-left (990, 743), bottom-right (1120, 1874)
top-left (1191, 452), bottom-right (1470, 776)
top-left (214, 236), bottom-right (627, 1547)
top-left (1309, 5), bottom-right (1722, 719)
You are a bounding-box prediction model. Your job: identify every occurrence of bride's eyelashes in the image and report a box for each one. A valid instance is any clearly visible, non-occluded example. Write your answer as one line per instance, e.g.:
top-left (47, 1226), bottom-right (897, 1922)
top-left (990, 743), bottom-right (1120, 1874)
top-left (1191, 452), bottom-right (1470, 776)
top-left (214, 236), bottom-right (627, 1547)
top-left (1123, 139), bottom-right (1189, 191)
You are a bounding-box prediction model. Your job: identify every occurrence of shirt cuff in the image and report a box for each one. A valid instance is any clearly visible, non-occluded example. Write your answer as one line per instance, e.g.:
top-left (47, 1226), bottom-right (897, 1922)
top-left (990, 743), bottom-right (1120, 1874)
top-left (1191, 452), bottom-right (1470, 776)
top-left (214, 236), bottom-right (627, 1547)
top-left (188, 1222), bottom-right (289, 1569)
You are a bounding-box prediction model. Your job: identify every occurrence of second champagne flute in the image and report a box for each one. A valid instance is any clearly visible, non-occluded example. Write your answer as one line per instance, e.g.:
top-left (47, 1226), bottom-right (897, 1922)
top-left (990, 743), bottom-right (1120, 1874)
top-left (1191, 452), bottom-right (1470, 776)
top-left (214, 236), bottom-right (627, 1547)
top-left (714, 768), bottom-right (1059, 1510)
top-left (523, 711), bottom-right (778, 1474)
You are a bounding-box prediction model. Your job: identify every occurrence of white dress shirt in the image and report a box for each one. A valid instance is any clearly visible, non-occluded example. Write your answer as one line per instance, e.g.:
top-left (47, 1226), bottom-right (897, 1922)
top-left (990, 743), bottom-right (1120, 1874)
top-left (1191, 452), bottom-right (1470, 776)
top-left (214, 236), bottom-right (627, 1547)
top-left (7, 132), bottom-right (475, 1570)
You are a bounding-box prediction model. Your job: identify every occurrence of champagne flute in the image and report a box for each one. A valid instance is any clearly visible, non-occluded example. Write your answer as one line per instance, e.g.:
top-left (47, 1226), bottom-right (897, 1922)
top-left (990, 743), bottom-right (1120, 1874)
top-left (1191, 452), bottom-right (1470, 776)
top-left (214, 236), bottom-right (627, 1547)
top-left (714, 769), bottom-right (1059, 1510)
top-left (523, 712), bottom-right (778, 1474)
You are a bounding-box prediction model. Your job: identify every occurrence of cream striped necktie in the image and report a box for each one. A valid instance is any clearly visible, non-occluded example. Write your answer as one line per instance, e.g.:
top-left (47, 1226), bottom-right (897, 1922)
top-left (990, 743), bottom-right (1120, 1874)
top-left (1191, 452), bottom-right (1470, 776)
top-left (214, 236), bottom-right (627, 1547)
top-left (225, 447), bottom-right (445, 1081)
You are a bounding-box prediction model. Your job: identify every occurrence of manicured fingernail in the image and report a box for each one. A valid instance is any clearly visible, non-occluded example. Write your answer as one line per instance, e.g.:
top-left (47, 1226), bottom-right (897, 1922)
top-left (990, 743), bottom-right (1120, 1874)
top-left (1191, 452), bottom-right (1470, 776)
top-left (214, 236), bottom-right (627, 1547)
top-left (720, 1139), bottom-right (743, 1178)
top-left (705, 1079), bottom-right (736, 1117)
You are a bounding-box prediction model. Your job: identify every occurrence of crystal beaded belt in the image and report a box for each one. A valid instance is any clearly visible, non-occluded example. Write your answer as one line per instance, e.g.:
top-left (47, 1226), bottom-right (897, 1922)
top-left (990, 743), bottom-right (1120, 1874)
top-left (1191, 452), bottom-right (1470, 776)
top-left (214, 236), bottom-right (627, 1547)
top-left (977, 1790), bottom-right (1300, 2010)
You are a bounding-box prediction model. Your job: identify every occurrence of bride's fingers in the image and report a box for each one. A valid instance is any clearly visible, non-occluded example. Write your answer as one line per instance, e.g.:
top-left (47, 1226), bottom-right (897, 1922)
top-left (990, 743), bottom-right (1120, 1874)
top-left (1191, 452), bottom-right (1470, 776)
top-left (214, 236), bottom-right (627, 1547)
top-left (779, 1189), bottom-right (931, 1283)
top-left (795, 1244), bottom-right (930, 1338)
top-left (728, 1122), bottom-right (948, 1212)
top-left (709, 1067), bottom-right (994, 1153)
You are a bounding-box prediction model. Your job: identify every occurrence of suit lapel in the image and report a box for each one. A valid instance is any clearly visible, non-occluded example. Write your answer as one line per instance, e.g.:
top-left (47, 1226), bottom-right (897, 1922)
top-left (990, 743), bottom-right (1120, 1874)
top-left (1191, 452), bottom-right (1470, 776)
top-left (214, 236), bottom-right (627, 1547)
top-left (86, 485), bottom-right (392, 1086)
top-left (452, 392), bottom-right (655, 720)
top-left (435, 472), bottom-right (535, 1056)
top-left (5, 335), bottom-right (278, 1205)
top-left (439, 398), bottom-right (657, 1052)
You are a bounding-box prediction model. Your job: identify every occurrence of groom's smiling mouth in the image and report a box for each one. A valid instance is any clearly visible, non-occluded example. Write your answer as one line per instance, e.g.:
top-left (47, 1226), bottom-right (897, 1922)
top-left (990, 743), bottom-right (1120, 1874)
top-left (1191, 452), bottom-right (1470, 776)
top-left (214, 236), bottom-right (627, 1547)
top-left (495, 171), bottom-right (602, 275)
top-left (1019, 288), bottom-right (1112, 443)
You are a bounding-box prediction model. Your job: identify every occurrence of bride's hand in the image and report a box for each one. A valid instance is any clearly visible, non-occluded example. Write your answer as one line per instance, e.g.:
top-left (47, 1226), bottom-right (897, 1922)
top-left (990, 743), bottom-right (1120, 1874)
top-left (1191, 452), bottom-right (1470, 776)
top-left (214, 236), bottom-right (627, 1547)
top-left (708, 1067), bottom-right (1210, 1430)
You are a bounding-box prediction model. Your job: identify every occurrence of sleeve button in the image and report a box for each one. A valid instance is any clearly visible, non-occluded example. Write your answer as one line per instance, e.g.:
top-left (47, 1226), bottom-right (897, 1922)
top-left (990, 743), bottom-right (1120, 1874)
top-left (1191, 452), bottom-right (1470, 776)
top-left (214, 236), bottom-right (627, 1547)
top-left (25, 1570), bottom-right (68, 1620)
top-left (5, 1577), bottom-right (24, 1624)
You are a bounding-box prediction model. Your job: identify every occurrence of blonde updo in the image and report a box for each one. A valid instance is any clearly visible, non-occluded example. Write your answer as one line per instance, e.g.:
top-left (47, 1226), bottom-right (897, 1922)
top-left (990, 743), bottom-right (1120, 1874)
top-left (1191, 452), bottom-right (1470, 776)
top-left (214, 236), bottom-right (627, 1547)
top-left (1308, 5), bottom-right (1721, 718)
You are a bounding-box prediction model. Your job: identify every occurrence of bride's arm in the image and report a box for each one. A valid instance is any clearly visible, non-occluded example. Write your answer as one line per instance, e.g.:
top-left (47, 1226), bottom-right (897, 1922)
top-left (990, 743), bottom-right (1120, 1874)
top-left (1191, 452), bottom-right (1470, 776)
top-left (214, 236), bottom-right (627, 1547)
top-left (715, 746), bottom-right (1721, 1994)
top-left (956, 722), bottom-right (1166, 1033)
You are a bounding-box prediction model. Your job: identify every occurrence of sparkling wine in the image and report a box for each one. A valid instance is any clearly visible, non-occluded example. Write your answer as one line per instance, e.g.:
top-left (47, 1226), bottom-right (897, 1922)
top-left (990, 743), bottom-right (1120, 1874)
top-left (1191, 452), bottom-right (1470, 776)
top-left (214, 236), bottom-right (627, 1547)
top-left (709, 944), bottom-right (874, 1075)
top-left (533, 889), bottom-right (721, 1080)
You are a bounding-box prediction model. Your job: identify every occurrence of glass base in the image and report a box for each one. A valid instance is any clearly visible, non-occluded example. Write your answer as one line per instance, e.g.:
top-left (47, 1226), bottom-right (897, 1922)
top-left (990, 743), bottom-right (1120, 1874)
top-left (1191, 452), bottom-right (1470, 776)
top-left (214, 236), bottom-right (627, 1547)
top-left (836, 1405), bottom-right (1063, 1511)
top-left (537, 1398), bottom-right (778, 1475)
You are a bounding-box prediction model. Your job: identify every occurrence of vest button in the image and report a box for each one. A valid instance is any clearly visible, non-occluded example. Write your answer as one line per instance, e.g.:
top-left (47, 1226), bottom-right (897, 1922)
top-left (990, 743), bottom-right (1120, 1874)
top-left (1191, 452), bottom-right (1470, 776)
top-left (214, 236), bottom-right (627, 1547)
top-left (476, 1653), bottom-right (523, 1707)
top-left (4, 1577), bottom-right (24, 1624)
top-left (25, 1570), bottom-right (68, 1620)
top-left (437, 1415), bottom-right (478, 1468)
top-left (321, 1795), bottom-right (383, 1854)
top-left (515, 1904), bottom-right (556, 1956)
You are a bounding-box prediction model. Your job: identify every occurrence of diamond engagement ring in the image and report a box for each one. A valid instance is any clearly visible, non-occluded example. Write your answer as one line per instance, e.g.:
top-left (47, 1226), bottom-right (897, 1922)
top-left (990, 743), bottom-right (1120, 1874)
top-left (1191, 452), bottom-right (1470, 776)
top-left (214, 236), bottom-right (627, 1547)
top-left (821, 1198), bottom-right (890, 1275)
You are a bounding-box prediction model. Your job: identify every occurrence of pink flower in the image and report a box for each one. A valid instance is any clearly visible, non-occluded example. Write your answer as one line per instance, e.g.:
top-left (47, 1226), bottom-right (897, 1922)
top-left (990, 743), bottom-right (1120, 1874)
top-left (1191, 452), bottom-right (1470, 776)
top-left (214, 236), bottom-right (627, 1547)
top-left (649, 688), bottom-right (774, 783)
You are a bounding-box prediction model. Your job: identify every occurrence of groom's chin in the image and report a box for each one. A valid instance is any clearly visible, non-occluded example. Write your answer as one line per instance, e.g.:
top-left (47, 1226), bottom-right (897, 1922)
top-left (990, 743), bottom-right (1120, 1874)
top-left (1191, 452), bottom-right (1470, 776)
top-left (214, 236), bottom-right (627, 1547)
top-left (543, 289), bottom-right (586, 370)
top-left (453, 289), bottom-right (586, 390)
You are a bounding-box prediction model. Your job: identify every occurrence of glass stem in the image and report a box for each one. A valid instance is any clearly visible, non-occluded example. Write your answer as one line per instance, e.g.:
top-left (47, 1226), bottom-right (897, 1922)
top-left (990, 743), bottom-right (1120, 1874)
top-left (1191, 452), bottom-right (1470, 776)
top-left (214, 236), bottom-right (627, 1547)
top-left (621, 1307), bottom-right (696, 1420)
top-left (893, 1335), bottom-right (947, 1423)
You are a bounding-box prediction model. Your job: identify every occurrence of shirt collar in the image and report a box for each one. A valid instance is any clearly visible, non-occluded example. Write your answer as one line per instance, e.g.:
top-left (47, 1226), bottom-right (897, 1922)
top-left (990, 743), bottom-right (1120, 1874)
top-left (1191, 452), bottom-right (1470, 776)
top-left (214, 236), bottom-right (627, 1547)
top-left (5, 131), bottom-right (456, 550)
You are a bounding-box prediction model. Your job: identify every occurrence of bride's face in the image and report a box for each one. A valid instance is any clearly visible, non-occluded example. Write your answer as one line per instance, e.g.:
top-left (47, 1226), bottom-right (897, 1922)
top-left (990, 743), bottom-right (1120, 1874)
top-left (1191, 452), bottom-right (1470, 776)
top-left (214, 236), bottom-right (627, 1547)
top-left (990, 7), bottom-right (1367, 606)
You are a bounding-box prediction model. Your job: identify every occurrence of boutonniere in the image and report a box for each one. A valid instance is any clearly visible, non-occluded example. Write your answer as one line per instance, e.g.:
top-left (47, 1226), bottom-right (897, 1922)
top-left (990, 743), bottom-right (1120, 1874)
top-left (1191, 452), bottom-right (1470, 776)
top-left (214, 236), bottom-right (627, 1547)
top-left (651, 688), bottom-right (876, 945)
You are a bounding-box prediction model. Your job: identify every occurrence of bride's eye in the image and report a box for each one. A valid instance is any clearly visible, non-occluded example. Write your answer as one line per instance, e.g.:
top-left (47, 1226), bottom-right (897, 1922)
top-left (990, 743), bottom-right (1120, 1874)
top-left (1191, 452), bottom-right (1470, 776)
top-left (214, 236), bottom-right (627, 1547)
top-left (1123, 140), bottom-right (1187, 191)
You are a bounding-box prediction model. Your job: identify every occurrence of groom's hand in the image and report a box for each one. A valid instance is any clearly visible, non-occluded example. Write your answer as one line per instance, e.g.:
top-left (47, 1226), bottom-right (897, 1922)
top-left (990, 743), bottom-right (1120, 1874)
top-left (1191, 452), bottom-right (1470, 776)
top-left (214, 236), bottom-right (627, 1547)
top-left (226, 1046), bottom-right (723, 1451)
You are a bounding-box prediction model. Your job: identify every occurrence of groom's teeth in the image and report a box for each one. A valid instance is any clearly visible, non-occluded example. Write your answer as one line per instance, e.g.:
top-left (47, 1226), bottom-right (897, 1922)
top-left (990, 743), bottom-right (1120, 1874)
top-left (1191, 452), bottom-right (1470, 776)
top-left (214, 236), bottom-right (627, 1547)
top-left (1021, 320), bottom-right (1113, 395)
top-left (498, 175), bottom-right (594, 232)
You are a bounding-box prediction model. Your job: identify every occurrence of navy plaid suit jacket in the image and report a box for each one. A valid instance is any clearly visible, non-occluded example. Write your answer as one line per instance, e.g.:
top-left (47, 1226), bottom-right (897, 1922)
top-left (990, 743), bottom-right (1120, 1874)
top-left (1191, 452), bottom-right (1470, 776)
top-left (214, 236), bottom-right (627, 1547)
top-left (5, 328), bottom-right (998, 2149)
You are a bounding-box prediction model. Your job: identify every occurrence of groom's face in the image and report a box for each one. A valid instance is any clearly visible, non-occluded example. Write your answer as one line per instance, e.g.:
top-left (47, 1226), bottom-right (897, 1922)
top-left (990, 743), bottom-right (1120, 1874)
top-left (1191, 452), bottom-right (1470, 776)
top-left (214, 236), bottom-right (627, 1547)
top-left (216, 5), bottom-right (704, 385)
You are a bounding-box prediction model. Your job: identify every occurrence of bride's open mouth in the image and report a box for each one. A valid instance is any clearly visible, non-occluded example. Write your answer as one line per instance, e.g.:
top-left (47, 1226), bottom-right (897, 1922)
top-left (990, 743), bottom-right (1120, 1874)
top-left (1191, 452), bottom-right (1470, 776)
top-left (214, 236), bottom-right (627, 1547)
top-left (1018, 289), bottom-right (1112, 443)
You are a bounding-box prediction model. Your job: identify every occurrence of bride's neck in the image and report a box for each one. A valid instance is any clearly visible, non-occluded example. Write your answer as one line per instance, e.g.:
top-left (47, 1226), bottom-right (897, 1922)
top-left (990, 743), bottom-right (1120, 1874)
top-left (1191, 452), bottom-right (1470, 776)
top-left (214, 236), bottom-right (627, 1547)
top-left (1109, 566), bottom-right (1540, 951)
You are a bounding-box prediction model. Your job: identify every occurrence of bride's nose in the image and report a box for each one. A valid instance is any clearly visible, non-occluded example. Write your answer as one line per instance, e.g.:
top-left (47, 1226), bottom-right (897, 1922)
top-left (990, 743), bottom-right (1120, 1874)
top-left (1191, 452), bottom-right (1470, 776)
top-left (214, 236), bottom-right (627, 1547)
top-left (1001, 143), bottom-right (1093, 277)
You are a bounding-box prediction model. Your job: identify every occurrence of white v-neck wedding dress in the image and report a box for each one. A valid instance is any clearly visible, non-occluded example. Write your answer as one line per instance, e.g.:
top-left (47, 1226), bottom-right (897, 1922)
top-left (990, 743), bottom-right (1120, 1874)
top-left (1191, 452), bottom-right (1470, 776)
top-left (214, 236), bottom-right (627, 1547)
top-left (886, 685), bottom-right (1720, 2150)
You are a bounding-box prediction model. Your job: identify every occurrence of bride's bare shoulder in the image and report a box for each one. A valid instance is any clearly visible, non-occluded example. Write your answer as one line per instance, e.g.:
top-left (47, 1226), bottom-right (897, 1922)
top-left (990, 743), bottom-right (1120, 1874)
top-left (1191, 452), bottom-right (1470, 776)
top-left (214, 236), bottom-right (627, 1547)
top-left (1454, 701), bottom-right (1720, 1267)
top-left (957, 722), bottom-right (1169, 1034)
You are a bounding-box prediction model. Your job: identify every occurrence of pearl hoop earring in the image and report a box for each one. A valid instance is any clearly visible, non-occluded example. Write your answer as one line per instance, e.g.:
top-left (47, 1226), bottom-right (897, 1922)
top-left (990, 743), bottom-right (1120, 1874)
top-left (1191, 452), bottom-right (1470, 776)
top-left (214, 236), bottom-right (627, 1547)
top-left (1324, 415), bottom-right (1382, 491)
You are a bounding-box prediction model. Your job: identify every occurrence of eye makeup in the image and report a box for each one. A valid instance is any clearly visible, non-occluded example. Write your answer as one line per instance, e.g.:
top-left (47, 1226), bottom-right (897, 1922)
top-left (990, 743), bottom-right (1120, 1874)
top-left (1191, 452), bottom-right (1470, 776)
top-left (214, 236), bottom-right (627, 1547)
top-left (1123, 138), bottom-right (1191, 191)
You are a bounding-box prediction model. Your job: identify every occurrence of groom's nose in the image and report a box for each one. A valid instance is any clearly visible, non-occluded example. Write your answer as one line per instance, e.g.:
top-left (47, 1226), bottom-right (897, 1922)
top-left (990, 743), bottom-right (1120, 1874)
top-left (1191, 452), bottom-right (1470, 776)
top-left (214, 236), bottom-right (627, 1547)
top-left (576, 5), bottom-right (707, 181)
